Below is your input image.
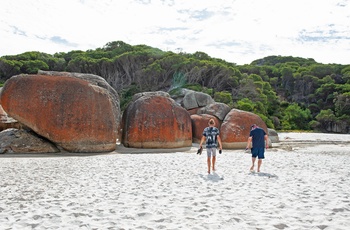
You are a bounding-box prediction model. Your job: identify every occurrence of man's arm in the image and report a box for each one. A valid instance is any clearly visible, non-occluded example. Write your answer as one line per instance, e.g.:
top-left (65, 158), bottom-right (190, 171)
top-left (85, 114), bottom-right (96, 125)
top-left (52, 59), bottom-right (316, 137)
top-left (246, 136), bottom-right (252, 150)
top-left (264, 134), bottom-right (269, 148)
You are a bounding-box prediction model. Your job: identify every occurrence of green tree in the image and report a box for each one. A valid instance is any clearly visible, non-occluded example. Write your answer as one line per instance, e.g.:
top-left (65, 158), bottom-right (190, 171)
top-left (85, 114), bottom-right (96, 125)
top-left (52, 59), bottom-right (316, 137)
top-left (0, 58), bottom-right (22, 80)
top-left (214, 91), bottom-right (233, 107)
top-left (334, 92), bottom-right (350, 116)
top-left (236, 98), bottom-right (254, 112)
top-left (120, 83), bottom-right (141, 111)
top-left (21, 60), bottom-right (49, 73)
top-left (280, 67), bottom-right (294, 97)
top-left (282, 103), bottom-right (312, 130)
top-left (313, 109), bottom-right (337, 132)
top-left (310, 64), bottom-right (336, 78)
top-left (340, 66), bottom-right (350, 83)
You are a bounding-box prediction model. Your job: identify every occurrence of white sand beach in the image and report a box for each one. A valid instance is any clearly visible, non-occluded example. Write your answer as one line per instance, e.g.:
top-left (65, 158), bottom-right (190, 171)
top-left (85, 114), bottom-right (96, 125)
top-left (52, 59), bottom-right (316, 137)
top-left (0, 132), bottom-right (350, 229)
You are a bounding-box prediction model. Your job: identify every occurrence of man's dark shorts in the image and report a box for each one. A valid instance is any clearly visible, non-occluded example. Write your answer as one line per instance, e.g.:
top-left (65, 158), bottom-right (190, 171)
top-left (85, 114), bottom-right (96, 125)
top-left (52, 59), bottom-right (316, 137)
top-left (251, 148), bottom-right (265, 159)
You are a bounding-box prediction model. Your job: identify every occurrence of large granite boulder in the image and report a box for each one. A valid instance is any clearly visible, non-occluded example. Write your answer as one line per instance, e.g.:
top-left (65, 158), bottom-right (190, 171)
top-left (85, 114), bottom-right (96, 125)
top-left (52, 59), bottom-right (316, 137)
top-left (191, 114), bottom-right (221, 143)
top-left (220, 109), bottom-right (268, 149)
top-left (0, 128), bottom-right (59, 154)
top-left (0, 71), bottom-right (121, 153)
top-left (122, 92), bottom-right (192, 148)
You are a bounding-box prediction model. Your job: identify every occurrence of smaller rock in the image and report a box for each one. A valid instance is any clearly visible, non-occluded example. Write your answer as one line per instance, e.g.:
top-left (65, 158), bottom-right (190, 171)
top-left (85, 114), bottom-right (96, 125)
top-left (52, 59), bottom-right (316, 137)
top-left (268, 128), bottom-right (279, 143)
top-left (0, 104), bottom-right (23, 131)
top-left (181, 91), bottom-right (215, 110)
top-left (197, 102), bottom-right (231, 121)
top-left (0, 128), bottom-right (59, 154)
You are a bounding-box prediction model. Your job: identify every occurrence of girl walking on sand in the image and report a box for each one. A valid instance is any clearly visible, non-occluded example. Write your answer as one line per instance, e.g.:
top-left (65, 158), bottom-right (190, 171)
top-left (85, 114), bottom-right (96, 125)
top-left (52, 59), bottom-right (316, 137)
top-left (199, 119), bottom-right (222, 174)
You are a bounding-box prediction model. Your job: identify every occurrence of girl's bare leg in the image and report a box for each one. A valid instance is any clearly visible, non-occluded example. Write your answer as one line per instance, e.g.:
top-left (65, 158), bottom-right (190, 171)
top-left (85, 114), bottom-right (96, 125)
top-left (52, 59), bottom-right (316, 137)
top-left (212, 156), bottom-right (216, 171)
top-left (207, 157), bottom-right (211, 174)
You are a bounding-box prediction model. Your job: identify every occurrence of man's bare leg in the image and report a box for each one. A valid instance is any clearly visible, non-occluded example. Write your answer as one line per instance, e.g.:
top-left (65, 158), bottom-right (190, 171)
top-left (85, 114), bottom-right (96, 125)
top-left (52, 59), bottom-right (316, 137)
top-left (257, 159), bottom-right (262, 172)
top-left (250, 157), bottom-right (256, 171)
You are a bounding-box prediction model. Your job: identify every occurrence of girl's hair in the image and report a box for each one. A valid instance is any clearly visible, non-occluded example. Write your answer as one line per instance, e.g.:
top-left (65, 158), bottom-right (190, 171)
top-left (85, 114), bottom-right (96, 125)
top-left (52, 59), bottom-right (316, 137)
top-left (208, 119), bottom-right (215, 125)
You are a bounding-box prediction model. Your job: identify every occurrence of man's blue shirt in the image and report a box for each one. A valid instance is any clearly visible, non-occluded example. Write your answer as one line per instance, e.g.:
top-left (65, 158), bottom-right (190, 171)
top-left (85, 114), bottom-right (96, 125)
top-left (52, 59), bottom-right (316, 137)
top-left (249, 127), bottom-right (266, 148)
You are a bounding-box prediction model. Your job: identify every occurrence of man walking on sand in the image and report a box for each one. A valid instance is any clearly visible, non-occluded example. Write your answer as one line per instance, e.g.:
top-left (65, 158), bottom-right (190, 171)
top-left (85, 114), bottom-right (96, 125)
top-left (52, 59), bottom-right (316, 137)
top-left (199, 119), bottom-right (222, 174)
top-left (246, 124), bottom-right (268, 173)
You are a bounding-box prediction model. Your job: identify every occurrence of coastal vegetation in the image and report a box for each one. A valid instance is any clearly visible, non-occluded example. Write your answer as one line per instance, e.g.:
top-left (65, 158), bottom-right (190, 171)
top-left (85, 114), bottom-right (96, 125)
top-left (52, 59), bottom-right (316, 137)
top-left (0, 41), bottom-right (349, 133)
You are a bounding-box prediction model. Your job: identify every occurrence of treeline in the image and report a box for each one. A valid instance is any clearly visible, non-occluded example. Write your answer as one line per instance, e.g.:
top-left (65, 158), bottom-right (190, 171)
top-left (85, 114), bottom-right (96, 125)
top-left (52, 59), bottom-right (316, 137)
top-left (0, 41), bottom-right (349, 133)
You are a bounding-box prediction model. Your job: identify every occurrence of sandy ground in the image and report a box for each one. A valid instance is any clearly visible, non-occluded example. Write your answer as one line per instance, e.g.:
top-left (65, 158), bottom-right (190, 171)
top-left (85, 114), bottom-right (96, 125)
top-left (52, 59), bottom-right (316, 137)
top-left (0, 132), bottom-right (349, 229)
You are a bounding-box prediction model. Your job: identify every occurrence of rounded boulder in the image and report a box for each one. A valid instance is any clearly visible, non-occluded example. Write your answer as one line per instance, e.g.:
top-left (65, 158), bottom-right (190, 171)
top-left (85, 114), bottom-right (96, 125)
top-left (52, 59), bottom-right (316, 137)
top-left (221, 109), bottom-right (267, 149)
top-left (122, 92), bottom-right (192, 148)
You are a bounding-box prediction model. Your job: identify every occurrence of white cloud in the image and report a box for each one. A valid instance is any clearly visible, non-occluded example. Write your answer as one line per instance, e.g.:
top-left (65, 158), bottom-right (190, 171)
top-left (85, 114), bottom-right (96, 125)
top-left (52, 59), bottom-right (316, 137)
top-left (0, 0), bottom-right (349, 65)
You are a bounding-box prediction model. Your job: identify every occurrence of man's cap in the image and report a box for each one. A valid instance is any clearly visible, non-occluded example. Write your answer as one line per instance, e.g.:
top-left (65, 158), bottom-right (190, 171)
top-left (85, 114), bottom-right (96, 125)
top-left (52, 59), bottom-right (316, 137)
top-left (251, 124), bottom-right (257, 128)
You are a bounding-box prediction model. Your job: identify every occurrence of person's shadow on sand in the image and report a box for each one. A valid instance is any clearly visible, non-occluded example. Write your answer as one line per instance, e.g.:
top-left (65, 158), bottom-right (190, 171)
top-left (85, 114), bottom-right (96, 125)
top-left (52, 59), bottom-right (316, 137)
top-left (199, 172), bottom-right (224, 182)
top-left (250, 172), bottom-right (279, 179)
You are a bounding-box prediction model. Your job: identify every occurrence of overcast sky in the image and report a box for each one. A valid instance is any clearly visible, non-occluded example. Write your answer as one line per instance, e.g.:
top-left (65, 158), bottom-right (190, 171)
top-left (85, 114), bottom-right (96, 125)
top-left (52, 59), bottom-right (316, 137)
top-left (1, 0), bottom-right (349, 65)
